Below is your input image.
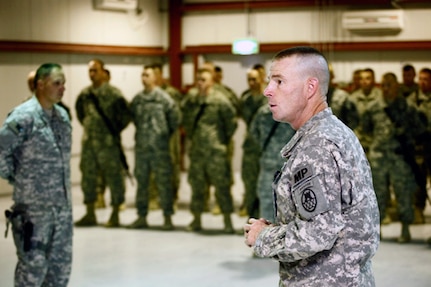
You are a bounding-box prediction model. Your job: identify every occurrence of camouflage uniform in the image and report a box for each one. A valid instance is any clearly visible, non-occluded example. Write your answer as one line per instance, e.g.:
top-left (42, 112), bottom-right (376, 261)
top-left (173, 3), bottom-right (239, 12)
top-left (363, 95), bottom-right (425, 226)
top-left (327, 86), bottom-right (359, 130)
top-left (350, 87), bottom-right (383, 154)
top-left (182, 88), bottom-right (237, 216)
top-left (249, 105), bottom-right (295, 223)
top-left (130, 87), bottom-right (180, 218)
top-left (239, 90), bottom-right (267, 218)
top-left (215, 83), bottom-right (239, 193)
top-left (161, 83), bottom-right (183, 195)
top-left (0, 96), bottom-right (72, 287)
top-left (215, 83), bottom-right (240, 115)
top-left (407, 89), bottom-right (431, 213)
top-left (253, 109), bottom-right (380, 286)
top-left (400, 82), bottom-right (419, 98)
top-left (75, 83), bottom-right (131, 207)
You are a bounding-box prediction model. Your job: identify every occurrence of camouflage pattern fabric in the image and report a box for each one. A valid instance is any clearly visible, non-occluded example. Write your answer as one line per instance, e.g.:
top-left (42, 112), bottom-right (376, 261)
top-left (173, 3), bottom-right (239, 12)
top-left (161, 83), bottom-right (183, 194)
top-left (239, 90), bottom-right (267, 218)
top-left (215, 83), bottom-right (240, 116)
top-left (406, 89), bottom-right (431, 210)
top-left (130, 87), bottom-right (180, 216)
top-left (182, 88), bottom-right (237, 214)
top-left (362, 95), bottom-right (425, 224)
top-left (350, 87), bottom-right (383, 153)
top-left (250, 105), bottom-right (295, 223)
top-left (253, 109), bottom-right (380, 286)
top-left (0, 96), bottom-right (72, 287)
top-left (327, 87), bottom-right (359, 129)
top-left (75, 83), bottom-right (131, 206)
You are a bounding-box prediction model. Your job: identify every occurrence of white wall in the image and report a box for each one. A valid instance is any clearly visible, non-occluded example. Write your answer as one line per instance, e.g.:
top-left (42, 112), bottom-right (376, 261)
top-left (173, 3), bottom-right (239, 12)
top-left (0, 0), bottom-right (166, 46)
top-left (182, 7), bottom-right (431, 87)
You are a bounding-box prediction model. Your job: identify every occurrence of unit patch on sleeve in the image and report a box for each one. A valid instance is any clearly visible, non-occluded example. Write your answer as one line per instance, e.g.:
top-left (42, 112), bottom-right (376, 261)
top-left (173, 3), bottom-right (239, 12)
top-left (292, 164), bottom-right (329, 220)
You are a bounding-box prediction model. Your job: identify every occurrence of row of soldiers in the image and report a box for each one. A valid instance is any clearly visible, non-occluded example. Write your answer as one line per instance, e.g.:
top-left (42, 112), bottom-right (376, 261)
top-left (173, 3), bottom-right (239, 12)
top-left (330, 65), bottom-right (431, 243)
top-left (71, 58), bottom-right (431, 241)
top-left (72, 59), bottom-right (293, 234)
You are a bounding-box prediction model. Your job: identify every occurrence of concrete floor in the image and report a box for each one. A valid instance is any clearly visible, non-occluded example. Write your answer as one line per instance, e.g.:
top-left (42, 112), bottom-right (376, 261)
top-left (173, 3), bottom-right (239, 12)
top-left (1, 173), bottom-right (431, 287)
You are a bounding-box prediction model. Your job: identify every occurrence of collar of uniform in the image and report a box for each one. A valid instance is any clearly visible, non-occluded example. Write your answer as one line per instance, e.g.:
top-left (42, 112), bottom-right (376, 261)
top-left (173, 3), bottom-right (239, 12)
top-left (280, 108), bottom-right (332, 158)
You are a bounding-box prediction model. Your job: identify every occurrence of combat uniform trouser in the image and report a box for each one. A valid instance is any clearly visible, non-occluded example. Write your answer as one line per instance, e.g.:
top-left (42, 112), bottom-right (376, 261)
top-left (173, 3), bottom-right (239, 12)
top-left (370, 154), bottom-right (415, 224)
top-left (11, 205), bottom-right (73, 287)
top-left (257, 167), bottom-right (277, 223)
top-left (134, 150), bottom-right (175, 217)
top-left (241, 152), bottom-right (260, 218)
top-left (188, 151), bottom-right (234, 215)
top-left (80, 143), bottom-right (126, 206)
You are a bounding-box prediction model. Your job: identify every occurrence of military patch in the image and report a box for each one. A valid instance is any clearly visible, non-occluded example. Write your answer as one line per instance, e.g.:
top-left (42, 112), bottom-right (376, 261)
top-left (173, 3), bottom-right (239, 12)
top-left (291, 166), bottom-right (329, 220)
top-left (7, 121), bottom-right (23, 135)
top-left (292, 164), bottom-right (313, 188)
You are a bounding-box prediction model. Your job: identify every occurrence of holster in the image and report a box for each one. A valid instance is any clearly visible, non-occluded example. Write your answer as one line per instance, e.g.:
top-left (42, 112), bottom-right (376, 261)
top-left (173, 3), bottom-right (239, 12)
top-left (4, 203), bottom-right (33, 252)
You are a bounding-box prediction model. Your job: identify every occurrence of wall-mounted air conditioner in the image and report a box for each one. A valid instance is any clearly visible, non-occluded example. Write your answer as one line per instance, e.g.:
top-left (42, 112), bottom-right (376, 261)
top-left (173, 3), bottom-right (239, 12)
top-left (93, 0), bottom-right (138, 11)
top-left (342, 10), bottom-right (404, 33)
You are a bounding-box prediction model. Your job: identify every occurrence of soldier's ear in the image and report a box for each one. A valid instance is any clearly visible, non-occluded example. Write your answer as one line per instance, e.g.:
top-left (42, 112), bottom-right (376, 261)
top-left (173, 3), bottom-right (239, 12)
top-left (306, 77), bottom-right (319, 99)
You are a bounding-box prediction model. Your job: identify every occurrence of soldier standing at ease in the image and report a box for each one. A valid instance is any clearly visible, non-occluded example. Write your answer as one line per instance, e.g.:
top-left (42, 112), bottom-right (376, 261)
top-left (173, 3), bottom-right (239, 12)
top-left (327, 64), bottom-right (358, 130)
top-left (249, 104), bottom-right (295, 223)
top-left (239, 67), bottom-right (268, 219)
top-left (153, 63), bottom-right (183, 200)
top-left (350, 68), bottom-right (383, 155)
top-left (128, 65), bottom-right (180, 230)
top-left (75, 59), bottom-right (131, 227)
top-left (407, 68), bottom-right (431, 224)
top-left (362, 73), bottom-right (426, 243)
top-left (0, 63), bottom-right (73, 286)
top-left (182, 68), bottom-right (237, 233)
top-left (400, 64), bottom-right (419, 98)
top-left (200, 62), bottom-right (239, 215)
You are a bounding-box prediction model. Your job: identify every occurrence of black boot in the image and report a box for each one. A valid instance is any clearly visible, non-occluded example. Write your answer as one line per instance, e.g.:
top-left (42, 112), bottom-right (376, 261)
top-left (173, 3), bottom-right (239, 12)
top-left (127, 216), bottom-right (148, 229)
top-left (162, 215), bottom-right (174, 230)
top-left (187, 213), bottom-right (202, 231)
top-left (397, 223), bottom-right (411, 243)
top-left (105, 205), bottom-right (120, 228)
top-left (223, 213), bottom-right (234, 234)
top-left (75, 203), bottom-right (97, 227)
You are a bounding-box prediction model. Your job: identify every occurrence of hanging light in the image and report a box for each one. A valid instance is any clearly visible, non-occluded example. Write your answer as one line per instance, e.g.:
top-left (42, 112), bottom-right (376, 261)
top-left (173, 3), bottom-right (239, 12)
top-left (232, 38), bottom-right (259, 55)
top-left (232, 1), bottom-right (259, 55)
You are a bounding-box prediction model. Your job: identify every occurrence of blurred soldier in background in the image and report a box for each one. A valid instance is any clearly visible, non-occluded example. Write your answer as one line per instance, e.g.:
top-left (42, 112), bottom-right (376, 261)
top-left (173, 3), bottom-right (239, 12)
top-left (250, 104), bottom-right (295, 223)
top-left (238, 67), bottom-right (267, 219)
top-left (75, 59), bottom-right (131, 228)
top-left (362, 72), bottom-right (426, 243)
top-left (128, 65), bottom-right (180, 230)
top-left (327, 64), bottom-right (358, 130)
top-left (350, 68), bottom-right (383, 155)
top-left (407, 67), bottom-right (431, 224)
top-left (182, 68), bottom-right (237, 233)
top-left (400, 64), bottom-right (419, 98)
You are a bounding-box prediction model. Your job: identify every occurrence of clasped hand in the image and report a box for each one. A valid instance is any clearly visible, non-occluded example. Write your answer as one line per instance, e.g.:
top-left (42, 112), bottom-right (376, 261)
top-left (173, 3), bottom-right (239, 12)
top-left (243, 218), bottom-right (271, 247)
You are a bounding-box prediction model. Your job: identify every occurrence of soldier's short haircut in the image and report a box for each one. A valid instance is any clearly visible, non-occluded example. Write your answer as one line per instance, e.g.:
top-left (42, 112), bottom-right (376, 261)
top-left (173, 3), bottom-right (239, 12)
top-left (273, 46), bottom-right (330, 96)
top-left (420, 68), bottom-right (431, 77)
top-left (34, 63), bottom-right (62, 88)
top-left (152, 63), bottom-right (163, 71)
top-left (402, 64), bottom-right (415, 73)
top-left (362, 68), bottom-right (375, 78)
top-left (382, 72), bottom-right (398, 82)
top-left (91, 58), bottom-right (105, 68)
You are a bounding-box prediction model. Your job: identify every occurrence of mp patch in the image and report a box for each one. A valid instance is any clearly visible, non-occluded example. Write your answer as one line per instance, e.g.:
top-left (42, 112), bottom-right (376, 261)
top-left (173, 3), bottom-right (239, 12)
top-left (292, 165), bottom-right (329, 220)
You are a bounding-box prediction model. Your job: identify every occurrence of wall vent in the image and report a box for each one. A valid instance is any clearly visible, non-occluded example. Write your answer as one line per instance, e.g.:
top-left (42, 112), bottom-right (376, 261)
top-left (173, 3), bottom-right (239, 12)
top-left (342, 10), bottom-right (404, 33)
